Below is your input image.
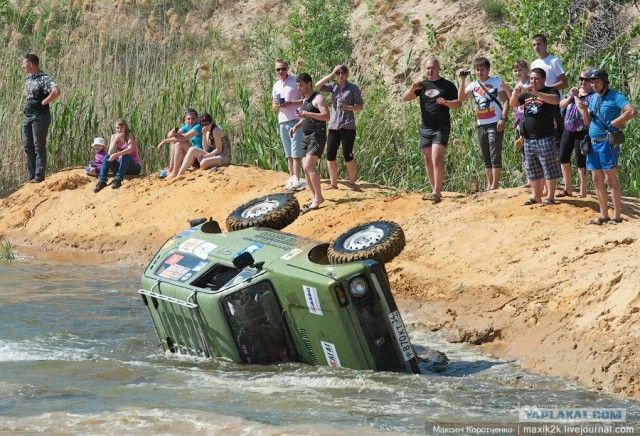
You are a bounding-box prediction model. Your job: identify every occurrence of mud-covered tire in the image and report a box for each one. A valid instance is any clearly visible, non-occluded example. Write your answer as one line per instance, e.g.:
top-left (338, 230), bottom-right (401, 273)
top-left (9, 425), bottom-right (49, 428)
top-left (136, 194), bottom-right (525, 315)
top-left (328, 220), bottom-right (405, 265)
top-left (226, 193), bottom-right (299, 231)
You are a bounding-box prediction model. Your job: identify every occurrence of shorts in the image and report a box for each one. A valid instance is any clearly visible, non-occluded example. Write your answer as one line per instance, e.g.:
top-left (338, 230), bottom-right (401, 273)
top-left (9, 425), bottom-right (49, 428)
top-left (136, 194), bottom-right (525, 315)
top-left (419, 125), bottom-right (450, 148)
top-left (524, 136), bottom-right (562, 181)
top-left (326, 129), bottom-right (356, 162)
top-left (587, 139), bottom-right (619, 171)
top-left (477, 123), bottom-right (503, 168)
top-left (279, 120), bottom-right (303, 158)
top-left (302, 127), bottom-right (326, 157)
top-left (559, 129), bottom-right (587, 167)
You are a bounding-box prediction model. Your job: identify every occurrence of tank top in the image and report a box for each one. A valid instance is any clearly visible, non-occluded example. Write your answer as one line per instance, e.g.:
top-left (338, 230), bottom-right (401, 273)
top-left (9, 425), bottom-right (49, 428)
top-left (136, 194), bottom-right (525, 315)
top-left (302, 92), bottom-right (326, 134)
top-left (114, 135), bottom-right (140, 165)
top-left (209, 127), bottom-right (231, 161)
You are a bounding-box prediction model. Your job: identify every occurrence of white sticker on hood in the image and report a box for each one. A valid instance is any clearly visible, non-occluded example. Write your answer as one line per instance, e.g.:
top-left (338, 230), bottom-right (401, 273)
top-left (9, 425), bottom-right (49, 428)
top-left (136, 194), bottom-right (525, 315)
top-left (321, 341), bottom-right (341, 368)
top-left (281, 248), bottom-right (303, 260)
top-left (304, 286), bottom-right (323, 316)
top-left (178, 238), bottom-right (205, 254)
top-left (193, 242), bottom-right (217, 259)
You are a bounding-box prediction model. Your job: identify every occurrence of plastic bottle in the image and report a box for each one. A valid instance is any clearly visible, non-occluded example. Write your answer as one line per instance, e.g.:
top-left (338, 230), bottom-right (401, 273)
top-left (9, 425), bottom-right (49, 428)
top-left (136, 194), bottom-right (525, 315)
top-left (471, 172), bottom-right (478, 194)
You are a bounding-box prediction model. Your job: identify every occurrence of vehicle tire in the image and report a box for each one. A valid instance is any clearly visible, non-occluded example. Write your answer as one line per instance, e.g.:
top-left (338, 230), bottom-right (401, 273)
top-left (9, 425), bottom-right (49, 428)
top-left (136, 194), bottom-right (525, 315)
top-left (226, 193), bottom-right (300, 231)
top-left (328, 220), bottom-right (405, 265)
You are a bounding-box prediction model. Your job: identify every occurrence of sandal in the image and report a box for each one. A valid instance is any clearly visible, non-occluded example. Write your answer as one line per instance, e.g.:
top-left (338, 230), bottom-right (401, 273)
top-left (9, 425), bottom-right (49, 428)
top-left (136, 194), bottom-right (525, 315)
top-left (609, 218), bottom-right (623, 225)
top-left (325, 184), bottom-right (338, 190)
top-left (347, 183), bottom-right (358, 191)
top-left (576, 194), bottom-right (587, 199)
top-left (587, 217), bottom-right (610, 225)
top-left (422, 193), bottom-right (441, 203)
top-left (301, 204), bottom-right (320, 214)
top-left (522, 198), bottom-right (538, 206)
top-left (540, 198), bottom-right (556, 207)
top-left (556, 189), bottom-right (572, 198)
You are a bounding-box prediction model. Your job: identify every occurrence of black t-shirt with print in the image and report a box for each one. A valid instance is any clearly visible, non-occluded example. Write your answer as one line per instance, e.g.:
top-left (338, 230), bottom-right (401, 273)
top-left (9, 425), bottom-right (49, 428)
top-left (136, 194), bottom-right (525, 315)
top-left (24, 72), bottom-right (57, 116)
top-left (518, 86), bottom-right (560, 139)
top-left (414, 78), bottom-right (458, 129)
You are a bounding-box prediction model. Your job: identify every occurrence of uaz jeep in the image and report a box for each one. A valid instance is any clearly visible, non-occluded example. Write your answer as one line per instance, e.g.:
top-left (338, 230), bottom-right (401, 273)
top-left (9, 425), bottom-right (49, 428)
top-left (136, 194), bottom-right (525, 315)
top-left (140, 193), bottom-right (419, 373)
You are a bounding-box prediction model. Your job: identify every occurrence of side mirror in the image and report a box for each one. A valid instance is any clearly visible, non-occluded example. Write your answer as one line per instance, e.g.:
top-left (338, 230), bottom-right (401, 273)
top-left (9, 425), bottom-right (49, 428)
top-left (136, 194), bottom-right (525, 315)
top-left (201, 220), bottom-right (222, 234)
top-left (233, 252), bottom-right (255, 270)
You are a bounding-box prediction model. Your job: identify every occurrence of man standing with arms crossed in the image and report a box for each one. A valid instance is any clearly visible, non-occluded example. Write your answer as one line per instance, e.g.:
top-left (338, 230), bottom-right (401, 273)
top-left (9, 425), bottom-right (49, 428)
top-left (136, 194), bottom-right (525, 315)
top-left (289, 73), bottom-right (330, 213)
top-left (403, 58), bottom-right (461, 203)
top-left (21, 53), bottom-right (60, 183)
top-left (272, 59), bottom-right (304, 189)
top-left (458, 57), bottom-right (510, 191)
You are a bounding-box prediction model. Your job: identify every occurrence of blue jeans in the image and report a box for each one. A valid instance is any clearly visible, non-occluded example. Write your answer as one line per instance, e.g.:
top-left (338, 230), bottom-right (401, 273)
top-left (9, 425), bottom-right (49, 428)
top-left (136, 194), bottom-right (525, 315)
top-left (98, 154), bottom-right (141, 183)
top-left (22, 113), bottom-right (51, 181)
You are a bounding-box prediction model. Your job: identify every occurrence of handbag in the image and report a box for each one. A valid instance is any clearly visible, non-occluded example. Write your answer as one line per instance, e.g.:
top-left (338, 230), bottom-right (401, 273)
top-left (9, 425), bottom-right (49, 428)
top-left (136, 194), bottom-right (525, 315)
top-left (607, 130), bottom-right (625, 146)
top-left (594, 91), bottom-right (626, 147)
top-left (579, 135), bottom-right (591, 156)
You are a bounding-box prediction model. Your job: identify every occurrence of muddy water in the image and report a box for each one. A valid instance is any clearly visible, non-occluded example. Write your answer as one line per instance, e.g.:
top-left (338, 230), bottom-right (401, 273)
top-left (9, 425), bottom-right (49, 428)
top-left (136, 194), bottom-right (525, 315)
top-left (1, 257), bottom-right (638, 434)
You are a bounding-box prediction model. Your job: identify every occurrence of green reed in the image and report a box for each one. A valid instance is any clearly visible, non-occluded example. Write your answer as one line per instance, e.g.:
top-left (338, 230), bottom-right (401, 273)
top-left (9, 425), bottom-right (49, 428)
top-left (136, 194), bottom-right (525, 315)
top-left (0, 0), bottom-right (637, 197)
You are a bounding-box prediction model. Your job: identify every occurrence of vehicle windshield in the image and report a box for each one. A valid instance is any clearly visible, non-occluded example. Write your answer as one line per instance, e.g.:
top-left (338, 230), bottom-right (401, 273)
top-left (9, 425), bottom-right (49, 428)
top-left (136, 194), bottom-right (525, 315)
top-left (222, 281), bottom-right (297, 365)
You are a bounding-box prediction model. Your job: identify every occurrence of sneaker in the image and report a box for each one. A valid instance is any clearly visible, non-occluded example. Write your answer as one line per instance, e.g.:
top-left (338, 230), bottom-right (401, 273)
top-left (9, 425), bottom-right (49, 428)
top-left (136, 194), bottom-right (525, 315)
top-left (159, 170), bottom-right (167, 179)
top-left (94, 181), bottom-right (107, 193)
top-left (111, 179), bottom-right (122, 189)
top-left (296, 181), bottom-right (307, 190)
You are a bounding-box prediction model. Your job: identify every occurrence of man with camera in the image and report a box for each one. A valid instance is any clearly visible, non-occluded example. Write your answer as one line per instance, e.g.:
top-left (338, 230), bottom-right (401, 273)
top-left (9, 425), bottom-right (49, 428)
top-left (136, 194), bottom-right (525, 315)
top-left (403, 58), bottom-right (461, 204)
top-left (577, 69), bottom-right (637, 225)
top-left (458, 57), bottom-right (510, 191)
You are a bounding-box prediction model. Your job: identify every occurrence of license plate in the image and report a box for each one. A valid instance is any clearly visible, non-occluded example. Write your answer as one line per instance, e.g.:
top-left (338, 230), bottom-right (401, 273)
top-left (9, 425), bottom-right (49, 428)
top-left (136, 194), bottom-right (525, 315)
top-left (388, 310), bottom-right (415, 361)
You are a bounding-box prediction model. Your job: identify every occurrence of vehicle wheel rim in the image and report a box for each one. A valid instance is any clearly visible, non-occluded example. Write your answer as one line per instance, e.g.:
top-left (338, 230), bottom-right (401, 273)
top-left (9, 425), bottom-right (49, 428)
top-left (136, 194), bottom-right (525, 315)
top-left (343, 226), bottom-right (384, 250)
top-left (240, 199), bottom-right (279, 218)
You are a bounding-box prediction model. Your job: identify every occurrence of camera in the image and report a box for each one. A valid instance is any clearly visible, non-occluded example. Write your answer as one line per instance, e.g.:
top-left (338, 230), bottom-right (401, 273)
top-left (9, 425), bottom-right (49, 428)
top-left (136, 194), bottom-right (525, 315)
top-left (459, 70), bottom-right (471, 77)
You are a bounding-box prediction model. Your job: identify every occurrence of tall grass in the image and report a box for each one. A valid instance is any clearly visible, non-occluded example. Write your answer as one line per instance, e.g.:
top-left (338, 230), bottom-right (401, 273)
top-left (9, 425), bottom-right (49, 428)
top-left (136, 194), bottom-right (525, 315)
top-left (0, 0), bottom-right (638, 197)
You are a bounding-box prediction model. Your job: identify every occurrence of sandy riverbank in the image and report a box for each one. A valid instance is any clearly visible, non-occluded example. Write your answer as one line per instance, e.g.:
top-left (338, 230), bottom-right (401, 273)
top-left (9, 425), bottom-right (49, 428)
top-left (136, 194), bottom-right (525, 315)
top-left (1, 166), bottom-right (639, 398)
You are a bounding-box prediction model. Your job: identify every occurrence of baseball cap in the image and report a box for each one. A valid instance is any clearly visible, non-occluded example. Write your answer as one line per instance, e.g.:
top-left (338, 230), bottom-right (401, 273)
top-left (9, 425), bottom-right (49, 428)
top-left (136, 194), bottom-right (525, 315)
top-left (587, 69), bottom-right (609, 83)
top-left (91, 137), bottom-right (106, 147)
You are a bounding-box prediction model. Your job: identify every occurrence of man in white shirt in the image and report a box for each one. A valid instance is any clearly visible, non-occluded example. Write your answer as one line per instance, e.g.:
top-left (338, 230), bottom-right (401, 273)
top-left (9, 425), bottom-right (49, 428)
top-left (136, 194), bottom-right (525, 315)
top-left (272, 59), bottom-right (304, 187)
top-left (458, 57), bottom-right (510, 190)
top-left (532, 33), bottom-right (568, 149)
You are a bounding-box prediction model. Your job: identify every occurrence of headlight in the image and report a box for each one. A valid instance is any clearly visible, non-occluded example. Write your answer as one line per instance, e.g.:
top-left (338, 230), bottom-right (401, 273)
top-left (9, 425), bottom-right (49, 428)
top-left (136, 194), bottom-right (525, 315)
top-left (349, 277), bottom-right (368, 298)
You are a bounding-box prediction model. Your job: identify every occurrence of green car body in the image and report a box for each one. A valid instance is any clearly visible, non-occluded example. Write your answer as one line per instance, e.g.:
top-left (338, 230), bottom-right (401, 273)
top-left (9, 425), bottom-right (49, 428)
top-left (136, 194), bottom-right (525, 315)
top-left (140, 224), bottom-right (419, 373)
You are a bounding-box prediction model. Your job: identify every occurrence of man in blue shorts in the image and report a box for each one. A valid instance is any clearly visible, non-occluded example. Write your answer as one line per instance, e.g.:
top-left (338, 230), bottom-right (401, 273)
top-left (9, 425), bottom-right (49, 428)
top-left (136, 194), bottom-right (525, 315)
top-left (403, 58), bottom-right (461, 204)
top-left (578, 69), bottom-right (636, 225)
top-left (272, 59), bottom-right (304, 188)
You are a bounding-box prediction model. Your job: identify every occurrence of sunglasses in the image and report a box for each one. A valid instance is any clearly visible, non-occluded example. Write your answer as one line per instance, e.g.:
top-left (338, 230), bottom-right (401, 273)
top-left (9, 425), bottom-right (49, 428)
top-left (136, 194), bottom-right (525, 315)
top-left (579, 77), bottom-right (589, 81)
top-left (275, 67), bottom-right (287, 72)
top-left (335, 71), bottom-right (347, 75)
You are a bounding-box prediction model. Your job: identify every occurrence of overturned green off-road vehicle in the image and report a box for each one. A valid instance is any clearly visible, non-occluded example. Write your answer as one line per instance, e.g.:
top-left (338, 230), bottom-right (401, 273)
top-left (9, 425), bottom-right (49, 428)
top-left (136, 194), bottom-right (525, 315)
top-left (140, 193), bottom-right (419, 373)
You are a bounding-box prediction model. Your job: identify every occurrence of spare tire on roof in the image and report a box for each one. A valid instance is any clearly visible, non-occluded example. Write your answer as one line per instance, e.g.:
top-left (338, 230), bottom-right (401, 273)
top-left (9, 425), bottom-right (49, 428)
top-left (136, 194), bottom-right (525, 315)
top-left (328, 220), bottom-right (405, 265)
top-left (226, 193), bottom-right (299, 231)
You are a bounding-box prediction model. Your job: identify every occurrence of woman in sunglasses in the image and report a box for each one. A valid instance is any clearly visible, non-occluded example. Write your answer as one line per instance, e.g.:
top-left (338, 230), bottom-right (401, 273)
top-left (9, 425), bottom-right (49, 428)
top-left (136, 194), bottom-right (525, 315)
top-left (557, 68), bottom-right (595, 198)
top-left (175, 114), bottom-right (231, 176)
top-left (314, 64), bottom-right (364, 191)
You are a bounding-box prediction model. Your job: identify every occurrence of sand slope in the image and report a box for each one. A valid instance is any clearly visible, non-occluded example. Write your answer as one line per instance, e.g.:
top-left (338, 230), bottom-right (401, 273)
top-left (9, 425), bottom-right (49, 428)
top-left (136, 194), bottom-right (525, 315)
top-left (1, 166), bottom-right (639, 397)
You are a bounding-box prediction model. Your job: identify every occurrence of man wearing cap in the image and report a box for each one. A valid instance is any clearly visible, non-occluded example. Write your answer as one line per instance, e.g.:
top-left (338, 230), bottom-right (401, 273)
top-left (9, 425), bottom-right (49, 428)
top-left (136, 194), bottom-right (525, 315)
top-left (156, 108), bottom-right (203, 178)
top-left (272, 59), bottom-right (305, 188)
top-left (21, 53), bottom-right (61, 183)
top-left (578, 69), bottom-right (637, 225)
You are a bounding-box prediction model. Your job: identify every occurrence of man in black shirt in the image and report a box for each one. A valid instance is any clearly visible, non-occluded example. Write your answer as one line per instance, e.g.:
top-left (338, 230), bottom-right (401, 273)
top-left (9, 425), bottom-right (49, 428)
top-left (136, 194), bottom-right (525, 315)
top-left (21, 53), bottom-right (60, 183)
top-left (403, 58), bottom-right (460, 203)
top-left (509, 68), bottom-right (562, 206)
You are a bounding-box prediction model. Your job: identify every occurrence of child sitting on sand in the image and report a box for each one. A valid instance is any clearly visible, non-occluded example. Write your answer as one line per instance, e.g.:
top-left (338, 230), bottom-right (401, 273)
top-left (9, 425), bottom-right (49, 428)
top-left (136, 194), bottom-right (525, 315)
top-left (86, 137), bottom-right (107, 177)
